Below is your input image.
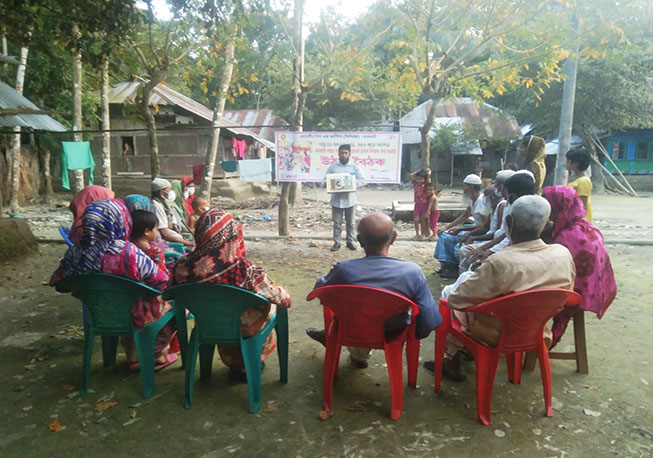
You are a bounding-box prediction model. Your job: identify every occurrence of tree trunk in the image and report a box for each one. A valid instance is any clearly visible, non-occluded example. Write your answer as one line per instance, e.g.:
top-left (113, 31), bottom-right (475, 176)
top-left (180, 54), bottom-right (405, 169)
top-left (41, 147), bottom-right (53, 197)
top-left (72, 35), bottom-right (85, 193)
top-left (9, 44), bottom-right (29, 213)
top-left (278, 0), bottom-right (305, 235)
top-left (420, 98), bottom-right (439, 178)
top-left (1, 26), bottom-right (7, 70)
top-left (100, 53), bottom-right (112, 189)
top-left (139, 70), bottom-right (167, 178)
top-left (554, 11), bottom-right (579, 186)
top-left (200, 40), bottom-right (236, 199)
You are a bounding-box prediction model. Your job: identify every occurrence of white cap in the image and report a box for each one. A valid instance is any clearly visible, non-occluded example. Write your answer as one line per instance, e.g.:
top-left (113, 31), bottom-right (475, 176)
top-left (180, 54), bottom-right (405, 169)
top-left (513, 169), bottom-right (535, 182)
top-left (151, 177), bottom-right (172, 192)
top-left (494, 170), bottom-right (515, 184)
top-left (463, 174), bottom-right (482, 186)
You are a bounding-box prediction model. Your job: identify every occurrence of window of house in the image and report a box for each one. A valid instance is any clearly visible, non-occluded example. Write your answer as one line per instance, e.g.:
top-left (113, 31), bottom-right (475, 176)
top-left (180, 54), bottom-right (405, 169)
top-left (612, 141), bottom-right (626, 160)
top-left (121, 137), bottom-right (135, 155)
top-left (635, 141), bottom-right (649, 160)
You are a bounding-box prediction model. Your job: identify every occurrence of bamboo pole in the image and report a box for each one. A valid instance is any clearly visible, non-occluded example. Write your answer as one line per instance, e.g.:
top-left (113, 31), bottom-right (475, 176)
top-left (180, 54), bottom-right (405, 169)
top-left (590, 134), bottom-right (638, 197)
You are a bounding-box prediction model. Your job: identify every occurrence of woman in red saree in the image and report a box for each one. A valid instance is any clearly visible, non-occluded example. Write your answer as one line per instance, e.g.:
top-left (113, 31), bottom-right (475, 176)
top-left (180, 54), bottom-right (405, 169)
top-left (170, 208), bottom-right (291, 377)
top-left (543, 185), bottom-right (617, 347)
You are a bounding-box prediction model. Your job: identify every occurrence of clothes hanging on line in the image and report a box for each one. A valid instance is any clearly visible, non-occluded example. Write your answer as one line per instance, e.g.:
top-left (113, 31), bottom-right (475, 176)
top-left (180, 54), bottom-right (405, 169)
top-left (61, 142), bottom-right (95, 190)
top-left (232, 139), bottom-right (247, 159)
top-left (237, 158), bottom-right (272, 182)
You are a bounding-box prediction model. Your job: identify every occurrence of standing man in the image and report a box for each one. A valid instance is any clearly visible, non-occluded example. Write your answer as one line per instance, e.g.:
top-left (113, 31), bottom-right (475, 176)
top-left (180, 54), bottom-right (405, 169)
top-left (324, 144), bottom-right (366, 251)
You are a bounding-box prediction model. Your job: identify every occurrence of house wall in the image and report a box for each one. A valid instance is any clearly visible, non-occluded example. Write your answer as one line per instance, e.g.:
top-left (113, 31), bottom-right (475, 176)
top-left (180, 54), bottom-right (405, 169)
top-left (88, 104), bottom-right (233, 178)
top-left (603, 129), bottom-right (653, 175)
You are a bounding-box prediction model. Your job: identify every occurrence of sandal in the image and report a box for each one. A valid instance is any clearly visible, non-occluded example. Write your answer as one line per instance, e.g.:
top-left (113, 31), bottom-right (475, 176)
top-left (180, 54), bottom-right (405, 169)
top-left (128, 353), bottom-right (179, 373)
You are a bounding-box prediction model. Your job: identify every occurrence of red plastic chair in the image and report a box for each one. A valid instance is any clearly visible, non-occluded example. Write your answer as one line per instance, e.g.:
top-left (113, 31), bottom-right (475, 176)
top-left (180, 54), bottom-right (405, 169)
top-left (433, 288), bottom-right (582, 426)
top-left (306, 285), bottom-right (420, 421)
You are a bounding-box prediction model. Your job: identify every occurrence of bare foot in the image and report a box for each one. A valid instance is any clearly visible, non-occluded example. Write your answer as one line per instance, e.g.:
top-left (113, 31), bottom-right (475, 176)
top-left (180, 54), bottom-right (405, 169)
top-left (411, 235), bottom-right (421, 241)
top-left (427, 234), bottom-right (438, 241)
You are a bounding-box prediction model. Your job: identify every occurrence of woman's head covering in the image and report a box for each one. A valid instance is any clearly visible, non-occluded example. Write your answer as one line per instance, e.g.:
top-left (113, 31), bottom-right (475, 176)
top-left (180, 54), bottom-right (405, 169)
top-left (180, 176), bottom-right (194, 188)
top-left (194, 208), bottom-right (246, 262)
top-left (170, 179), bottom-right (187, 219)
top-left (543, 185), bottom-right (617, 345)
top-left (59, 199), bottom-right (132, 277)
top-left (124, 194), bottom-right (151, 213)
top-left (69, 185), bottom-right (115, 244)
top-left (520, 136), bottom-right (546, 194)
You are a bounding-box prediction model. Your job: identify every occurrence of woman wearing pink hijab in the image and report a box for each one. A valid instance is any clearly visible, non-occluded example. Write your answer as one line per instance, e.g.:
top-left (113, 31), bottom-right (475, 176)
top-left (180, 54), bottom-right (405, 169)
top-left (68, 185), bottom-right (115, 244)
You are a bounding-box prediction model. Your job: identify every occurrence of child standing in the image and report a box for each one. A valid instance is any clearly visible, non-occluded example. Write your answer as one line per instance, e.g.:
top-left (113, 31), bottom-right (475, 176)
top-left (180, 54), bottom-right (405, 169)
top-left (565, 147), bottom-right (593, 222)
top-left (425, 182), bottom-right (440, 240)
top-left (188, 196), bottom-right (210, 231)
top-left (409, 168), bottom-right (431, 240)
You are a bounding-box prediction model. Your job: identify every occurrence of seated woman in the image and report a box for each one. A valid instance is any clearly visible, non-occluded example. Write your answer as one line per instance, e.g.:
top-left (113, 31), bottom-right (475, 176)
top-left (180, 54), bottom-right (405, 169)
top-left (171, 208), bottom-right (291, 379)
top-left (542, 185), bottom-right (617, 347)
top-left (434, 174), bottom-right (491, 278)
top-left (69, 185), bottom-right (115, 244)
top-left (51, 199), bottom-right (178, 370)
top-left (180, 176), bottom-right (196, 216)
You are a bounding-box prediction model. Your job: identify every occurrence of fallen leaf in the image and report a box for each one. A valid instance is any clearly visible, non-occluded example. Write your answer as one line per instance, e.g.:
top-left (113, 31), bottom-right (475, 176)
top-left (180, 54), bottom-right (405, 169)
top-left (130, 411), bottom-right (137, 419)
top-left (263, 405), bottom-right (277, 413)
top-left (289, 339), bottom-right (298, 344)
top-left (583, 384), bottom-right (600, 390)
top-left (123, 418), bottom-right (141, 426)
top-left (49, 420), bottom-right (63, 432)
top-left (95, 401), bottom-right (118, 411)
top-left (583, 408), bottom-right (601, 417)
top-left (21, 321), bottom-right (30, 328)
top-left (318, 410), bottom-right (334, 421)
top-left (60, 384), bottom-right (76, 391)
top-left (494, 429), bottom-right (506, 438)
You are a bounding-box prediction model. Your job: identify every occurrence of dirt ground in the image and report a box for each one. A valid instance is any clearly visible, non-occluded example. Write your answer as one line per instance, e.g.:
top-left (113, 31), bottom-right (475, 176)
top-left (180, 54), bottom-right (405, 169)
top-left (1, 189), bottom-right (652, 457)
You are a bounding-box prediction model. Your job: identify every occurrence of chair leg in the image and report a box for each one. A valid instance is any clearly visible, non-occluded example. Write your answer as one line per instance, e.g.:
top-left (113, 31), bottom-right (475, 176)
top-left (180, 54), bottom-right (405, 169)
top-left (406, 334), bottom-right (420, 389)
top-left (506, 352), bottom-right (523, 384)
top-left (537, 339), bottom-right (554, 417)
top-left (275, 308), bottom-right (289, 383)
top-left (475, 350), bottom-right (500, 426)
top-left (241, 338), bottom-right (264, 414)
top-left (184, 333), bottom-right (200, 410)
top-left (384, 341), bottom-right (405, 421)
top-left (199, 344), bottom-right (215, 380)
top-left (175, 305), bottom-right (189, 369)
top-left (573, 311), bottom-right (589, 374)
top-left (433, 327), bottom-right (449, 393)
top-left (323, 327), bottom-right (340, 414)
top-left (81, 331), bottom-right (95, 396)
top-left (133, 330), bottom-right (156, 398)
top-left (101, 336), bottom-right (119, 367)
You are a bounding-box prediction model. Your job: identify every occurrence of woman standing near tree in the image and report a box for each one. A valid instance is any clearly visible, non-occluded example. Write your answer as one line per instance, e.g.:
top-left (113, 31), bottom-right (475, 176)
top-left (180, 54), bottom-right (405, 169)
top-left (519, 135), bottom-right (547, 194)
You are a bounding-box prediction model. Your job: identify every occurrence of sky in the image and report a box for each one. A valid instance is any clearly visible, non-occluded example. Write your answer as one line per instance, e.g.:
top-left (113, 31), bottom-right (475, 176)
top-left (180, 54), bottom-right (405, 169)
top-left (142, 0), bottom-right (378, 24)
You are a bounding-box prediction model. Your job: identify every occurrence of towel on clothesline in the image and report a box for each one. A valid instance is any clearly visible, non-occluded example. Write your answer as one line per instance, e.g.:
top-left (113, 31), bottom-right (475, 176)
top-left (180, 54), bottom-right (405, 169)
top-left (61, 141), bottom-right (95, 190)
top-left (237, 158), bottom-right (272, 182)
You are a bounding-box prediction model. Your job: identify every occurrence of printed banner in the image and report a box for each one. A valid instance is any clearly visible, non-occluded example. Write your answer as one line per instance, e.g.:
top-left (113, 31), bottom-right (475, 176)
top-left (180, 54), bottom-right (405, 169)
top-left (275, 131), bottom-right (402, 183)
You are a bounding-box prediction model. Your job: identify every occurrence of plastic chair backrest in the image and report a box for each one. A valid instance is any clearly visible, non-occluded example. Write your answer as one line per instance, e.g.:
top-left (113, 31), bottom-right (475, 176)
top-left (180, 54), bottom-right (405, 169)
top-left (59, 226), bottom-right (75, 247)
top-left (163, 283), bottom-right (270, 345)
top-left (306, 285), bottom-right (419, 348)
top-left (466, 289), bottom-right (582, 352)
top-left (55, 273), bottom-right (162, 334)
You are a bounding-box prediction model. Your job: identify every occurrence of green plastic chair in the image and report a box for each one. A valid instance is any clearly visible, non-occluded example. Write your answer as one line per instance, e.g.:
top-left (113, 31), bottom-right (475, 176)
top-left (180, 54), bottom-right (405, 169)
top-left (55, 273), bottom-right (175, 398)
top-left (162, 283), bottom-right (289, 413)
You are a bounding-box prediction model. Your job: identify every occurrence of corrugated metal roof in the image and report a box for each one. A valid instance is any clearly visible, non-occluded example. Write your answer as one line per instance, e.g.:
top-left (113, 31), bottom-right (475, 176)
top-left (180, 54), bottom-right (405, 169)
top-left (223, 109), bottom-right (289, 143)
top-left (399, 98), bottom-right (521, 144)
top-left (0, 80), bottom-right (68, 131)
top-left (107, 82), bottom-right (274, 148)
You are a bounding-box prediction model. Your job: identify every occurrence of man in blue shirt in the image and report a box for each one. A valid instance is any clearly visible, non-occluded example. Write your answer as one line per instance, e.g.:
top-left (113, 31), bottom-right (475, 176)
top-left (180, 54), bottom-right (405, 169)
top-left (306, 213), bottom-right (442, 368)
top-left (324, 144), bottom-right (366, 251)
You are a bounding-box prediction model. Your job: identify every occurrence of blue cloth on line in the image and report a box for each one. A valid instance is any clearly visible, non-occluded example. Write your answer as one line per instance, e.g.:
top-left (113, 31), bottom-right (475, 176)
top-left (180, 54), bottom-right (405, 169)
top-left (61, 142), bottom-right (95, 190)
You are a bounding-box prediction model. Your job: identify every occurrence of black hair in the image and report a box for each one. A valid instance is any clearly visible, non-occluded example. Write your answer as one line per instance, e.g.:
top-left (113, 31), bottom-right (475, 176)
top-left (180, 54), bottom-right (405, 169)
top-left (425, 182), bottom-right (436, 189)
top-left (505, 173), bottom-right (535, 198)
top-left (566, 147), bottom-right (591, 171)
top-left (131, 210), bottom-right (158, 239)
top-left (415, 169), bottom-right (429, 180)
top-left (338, 144), bottom-right (351, 153)
top-left (520, 135), bottom-right (532, 147)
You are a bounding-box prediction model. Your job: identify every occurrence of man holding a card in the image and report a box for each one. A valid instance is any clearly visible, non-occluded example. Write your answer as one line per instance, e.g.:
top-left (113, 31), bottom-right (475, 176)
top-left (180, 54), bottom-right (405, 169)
top-left (324, 144), bottom-right (367, 251)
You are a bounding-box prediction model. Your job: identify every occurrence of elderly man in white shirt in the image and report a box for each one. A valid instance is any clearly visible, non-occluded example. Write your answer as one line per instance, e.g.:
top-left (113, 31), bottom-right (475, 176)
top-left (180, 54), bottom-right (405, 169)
top-left (324, 144), bottom-right (366, 251)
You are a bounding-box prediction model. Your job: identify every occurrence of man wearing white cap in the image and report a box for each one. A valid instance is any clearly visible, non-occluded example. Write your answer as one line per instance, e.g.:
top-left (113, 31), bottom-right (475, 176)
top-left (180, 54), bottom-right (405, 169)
top-left (433, 173), bottom-right (491, 278)
top-left (151, 178), bottom-right (195, 247)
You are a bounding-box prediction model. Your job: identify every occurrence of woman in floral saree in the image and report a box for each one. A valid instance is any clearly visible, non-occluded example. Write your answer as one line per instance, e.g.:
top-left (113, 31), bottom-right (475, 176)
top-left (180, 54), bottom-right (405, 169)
top-left (171, 208), bottom-right (291, 377)
top-left (542, 186), bottom-right (617, 347)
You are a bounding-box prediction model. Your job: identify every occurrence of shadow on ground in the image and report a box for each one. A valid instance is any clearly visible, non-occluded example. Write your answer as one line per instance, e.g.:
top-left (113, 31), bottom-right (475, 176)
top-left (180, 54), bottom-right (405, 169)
top-left (0, 239), bottom-right (651, 457)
